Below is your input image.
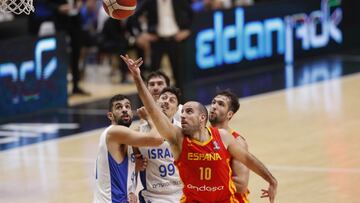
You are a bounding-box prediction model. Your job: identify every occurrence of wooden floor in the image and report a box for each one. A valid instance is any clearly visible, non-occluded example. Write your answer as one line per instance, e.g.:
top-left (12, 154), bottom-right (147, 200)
top-left (1, 73), bottom-right (359, 203)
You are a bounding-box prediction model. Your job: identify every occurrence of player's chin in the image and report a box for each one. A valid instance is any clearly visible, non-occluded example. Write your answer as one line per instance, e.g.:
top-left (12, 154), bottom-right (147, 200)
top-left (181, 126), bottom-right (191, 134)
top-left (209, 113), bottom-right (217, 120)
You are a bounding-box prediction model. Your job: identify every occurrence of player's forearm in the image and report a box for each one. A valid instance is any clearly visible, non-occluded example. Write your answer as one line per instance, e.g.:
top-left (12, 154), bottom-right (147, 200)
top-left (131, 131), bottom-right (163, 147)
top-left (132, 74), bottom-right (174, 141)
top-left (143, 134), bottom-right (163, 146)
top-left (133, 74), bottom-right (162, 119)
top-left (132, 75), bottom-right (155, 112)
top-left (245, 153), bottom-right (277, 187)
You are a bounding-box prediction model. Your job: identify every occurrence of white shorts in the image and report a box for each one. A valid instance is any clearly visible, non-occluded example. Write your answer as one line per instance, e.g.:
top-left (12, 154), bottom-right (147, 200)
top-left (139, 189), bottom-right (182, 203)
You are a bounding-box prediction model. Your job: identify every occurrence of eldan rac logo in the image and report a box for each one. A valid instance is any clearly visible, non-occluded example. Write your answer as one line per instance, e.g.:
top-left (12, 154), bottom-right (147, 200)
top-left (196, 0), bottom-right (342, 69)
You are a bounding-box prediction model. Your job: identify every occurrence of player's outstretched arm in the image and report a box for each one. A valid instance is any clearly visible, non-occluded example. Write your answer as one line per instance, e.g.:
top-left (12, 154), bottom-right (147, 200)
top-left (120, 55), bottom-right (181, 145)
top-left (220, 129), bottom-right (277, 203)
top-left (107, 125), bottom-right (163, 147)
top-left (231, 137), bottom-right (250, 195)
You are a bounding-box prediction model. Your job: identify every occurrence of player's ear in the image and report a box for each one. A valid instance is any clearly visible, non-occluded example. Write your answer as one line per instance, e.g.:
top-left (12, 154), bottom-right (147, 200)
top-left (107, 112), bottom-right (114, 121)
top-left (227, 111), bottom-right (234, 120)
top-left (200, 113), bottom-right (206, 122)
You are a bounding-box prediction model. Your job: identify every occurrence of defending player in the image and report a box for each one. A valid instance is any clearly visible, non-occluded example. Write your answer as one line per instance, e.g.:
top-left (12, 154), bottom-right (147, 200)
top-left (209, 89), bottom-right (250, 203)
top-left (94, 94), bottom-right (163, 203)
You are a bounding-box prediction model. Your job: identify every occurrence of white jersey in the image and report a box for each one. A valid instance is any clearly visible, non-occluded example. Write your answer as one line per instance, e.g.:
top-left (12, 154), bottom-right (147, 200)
top-left (94, 125), bottom-right (137, 203)
top-left (173, 104), bottom-right (183, 124)
top-left (138, 120), bottom-right (183, 203)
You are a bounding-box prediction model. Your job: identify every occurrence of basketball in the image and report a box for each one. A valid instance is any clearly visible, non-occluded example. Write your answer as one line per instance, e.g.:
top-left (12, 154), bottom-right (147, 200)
top-left (103, 0), bottom-right (137, 20)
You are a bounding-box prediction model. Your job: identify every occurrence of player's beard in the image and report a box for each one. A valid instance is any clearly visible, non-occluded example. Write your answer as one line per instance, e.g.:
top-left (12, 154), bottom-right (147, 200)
top-left (209, 115), bottom-right (219, 125)
top-left (115, 115), bottom-right (132, 127)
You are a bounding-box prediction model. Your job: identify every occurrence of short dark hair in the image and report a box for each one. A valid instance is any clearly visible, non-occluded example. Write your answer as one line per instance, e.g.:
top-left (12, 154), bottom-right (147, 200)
top-left (160, 86), bottom-right (181, 105)
top-left (108, 94), bottom-right (131, 111)
top-left (146, 71), bottom-right (170, 87)
top-left (215, 89), bottom-right (240, 114)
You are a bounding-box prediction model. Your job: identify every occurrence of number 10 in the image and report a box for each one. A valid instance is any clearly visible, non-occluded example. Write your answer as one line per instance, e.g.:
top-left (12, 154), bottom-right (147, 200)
top-left (199, 167), bottom-right (211, 180)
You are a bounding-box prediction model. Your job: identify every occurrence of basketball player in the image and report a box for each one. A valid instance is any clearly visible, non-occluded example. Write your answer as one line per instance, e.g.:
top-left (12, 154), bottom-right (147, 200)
top-left (145, 71), bottom-right (170, 101)
top-left (121, 55), bottom-right (277, 203)
top-left (137, 87), bottom-right (183, 203)
top-left (145, 71), bottom-right (182, 122)
top-left (209, 89), bottom-right (250, 203)
top-left (94, 94), bottom-right (163, 203)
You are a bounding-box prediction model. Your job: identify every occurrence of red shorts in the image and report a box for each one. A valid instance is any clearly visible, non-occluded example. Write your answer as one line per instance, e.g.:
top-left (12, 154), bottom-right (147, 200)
top-left (234, 190), bottom-right (250, 203)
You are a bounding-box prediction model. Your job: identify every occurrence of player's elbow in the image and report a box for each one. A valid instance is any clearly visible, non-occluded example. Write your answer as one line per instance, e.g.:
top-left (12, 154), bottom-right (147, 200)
top-left (149, 137), bottom-right (164, 146)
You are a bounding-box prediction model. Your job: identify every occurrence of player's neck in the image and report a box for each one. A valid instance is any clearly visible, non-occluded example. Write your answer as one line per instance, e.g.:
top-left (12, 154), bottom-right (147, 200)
top-left (211, 121), bottom-right (230, 131)
top-left (168, 113), bottom-right (176, 122)
top-left (191, 127), bottom-right (211, 142)
top-left (153, 95), bottom-right (159, 100)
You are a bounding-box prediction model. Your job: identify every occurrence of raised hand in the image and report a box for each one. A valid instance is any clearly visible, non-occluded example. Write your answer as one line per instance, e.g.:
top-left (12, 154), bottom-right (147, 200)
top-left (260, 182), bottom-right (277, 203)
top-left (120, 54), bottom-right (143, 77)
top-left (137, 106), bottom-right (149, 121)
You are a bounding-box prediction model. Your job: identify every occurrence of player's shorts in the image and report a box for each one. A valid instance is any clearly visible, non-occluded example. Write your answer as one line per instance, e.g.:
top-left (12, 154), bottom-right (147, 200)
top-left (234, 191), bottom-right (250, 203)
top-left (139, 189), bottom-right (182, 203)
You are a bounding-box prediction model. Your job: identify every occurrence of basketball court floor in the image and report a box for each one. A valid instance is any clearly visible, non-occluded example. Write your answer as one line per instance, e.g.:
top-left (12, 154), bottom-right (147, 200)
top-left (0, 54), bottom-right (360, 203)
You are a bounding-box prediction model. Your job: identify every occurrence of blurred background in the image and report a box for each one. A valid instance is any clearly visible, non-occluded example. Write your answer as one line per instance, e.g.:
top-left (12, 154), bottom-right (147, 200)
top-left (1, 0), bottom-right (359, 121)
top-left (1, 0), bottom-right (360, 120)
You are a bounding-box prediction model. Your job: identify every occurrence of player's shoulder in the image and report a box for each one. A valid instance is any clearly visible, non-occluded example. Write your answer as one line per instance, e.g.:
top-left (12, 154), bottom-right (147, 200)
top-left (104, 125), bottom-right (115, 136)
top-left (217, 127), bottom-right (231, 135)
top-left (216, 128), bottom-right (233, 142)
top-left (230, 129), bottom-right (248, 149)
top-left (231, 130), bottom-right (240, 137)
top-left (231, 130), bottom-right (246, 140)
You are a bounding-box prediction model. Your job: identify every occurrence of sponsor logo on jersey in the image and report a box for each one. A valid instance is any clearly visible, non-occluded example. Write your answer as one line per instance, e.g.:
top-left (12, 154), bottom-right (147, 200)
top-left (187, 152), bottom-right (222, 161)
top-left (213, 141), bottom-right (220, 150)
top-left (152, 180), bottom-right (183, 189)
top-left (187, 184), bottom-right (225, 192)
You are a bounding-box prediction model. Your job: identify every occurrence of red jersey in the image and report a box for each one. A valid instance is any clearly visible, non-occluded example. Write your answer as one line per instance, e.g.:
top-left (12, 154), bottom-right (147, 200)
top-left (174, 127), bottom-right (239, 203)
top-left (231, 130), bottom-right (250, 203)
top-left (231, 130), bottom-right (245, 141)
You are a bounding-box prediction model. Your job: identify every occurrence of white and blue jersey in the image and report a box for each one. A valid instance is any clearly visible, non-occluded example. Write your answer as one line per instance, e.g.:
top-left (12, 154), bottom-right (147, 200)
top-left (173, 104), bottom-right (183, 124)
top-left (138, 120), bottom-right (183, 203)
top-left (94, 125), bottom-right (137, 203)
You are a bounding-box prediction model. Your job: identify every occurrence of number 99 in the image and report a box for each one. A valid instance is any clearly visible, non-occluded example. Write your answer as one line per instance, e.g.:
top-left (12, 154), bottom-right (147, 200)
top-left (159, 163), bottom-right (175, 177)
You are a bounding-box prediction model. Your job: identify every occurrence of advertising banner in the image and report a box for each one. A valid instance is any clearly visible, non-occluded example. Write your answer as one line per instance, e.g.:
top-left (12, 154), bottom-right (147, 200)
top-left (0, 35), bottom-right (68, 119)
top-left (185, 0), bottom-right (346, 82)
